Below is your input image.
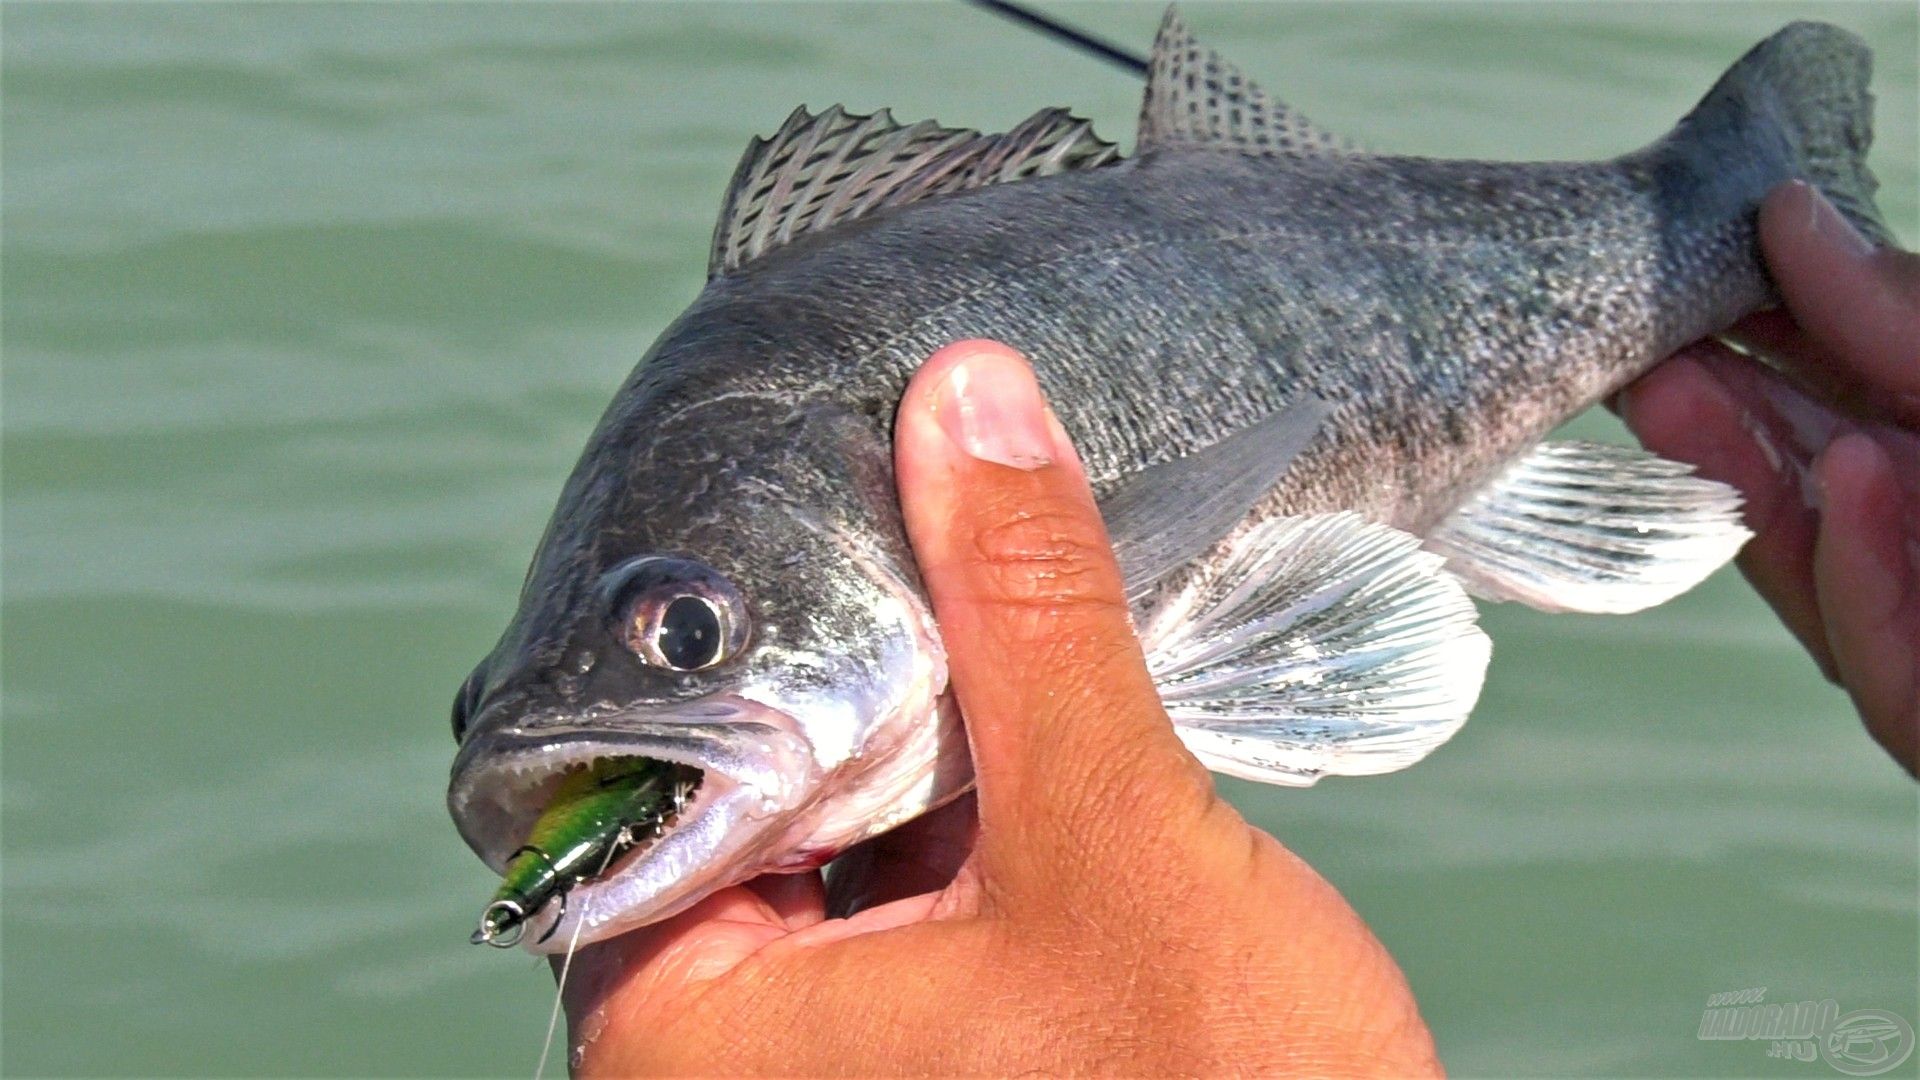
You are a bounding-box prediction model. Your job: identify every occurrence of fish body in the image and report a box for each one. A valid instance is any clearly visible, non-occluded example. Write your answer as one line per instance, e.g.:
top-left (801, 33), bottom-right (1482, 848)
top-left (449, 12), bottom-right (1889, 950)
top-left (657, 150), bottom-right (1754, 531)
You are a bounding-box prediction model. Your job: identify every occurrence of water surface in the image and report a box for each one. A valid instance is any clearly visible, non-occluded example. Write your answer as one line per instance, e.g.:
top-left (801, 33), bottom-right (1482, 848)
top-left (4, 3), bottom-right (1915, 1075)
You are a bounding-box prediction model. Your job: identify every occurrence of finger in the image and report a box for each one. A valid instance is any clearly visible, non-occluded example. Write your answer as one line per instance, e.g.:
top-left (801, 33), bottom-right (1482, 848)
top-left (1721, 309), bottom-right (1854, 407)
top-left (1723, 309), bottom-right (1820, 374)
top-left (1757, 181), bottom-right (1920, 426)
top-left (746, 869), bottom-right (827, 929)
top-left (824, 793), bottom-right (978, 918)
top-left (1727, 301), bottom-right (1912, 435)
top-left (1812, 434), bottom-right (1920, 775)
top-left (1723, 308), bottom-right (1813, 368)
top-left (1618, 343), bottom-right (1836, 677)
top-left (558, 868), bottom-right (825, 1015)
top-left (893, 340), bottom-right (1216, 888)
top-left (560, 883), bottom-right (790, 1055)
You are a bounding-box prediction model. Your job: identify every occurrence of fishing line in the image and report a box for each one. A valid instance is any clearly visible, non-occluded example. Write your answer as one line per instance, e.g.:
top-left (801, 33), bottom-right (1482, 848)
top-left (534, 915), bottom-right (585, 1080)
top-left (964, 0), bottom-right (1148, 76)
top-left (532, 835), bottom-right (625, 1080)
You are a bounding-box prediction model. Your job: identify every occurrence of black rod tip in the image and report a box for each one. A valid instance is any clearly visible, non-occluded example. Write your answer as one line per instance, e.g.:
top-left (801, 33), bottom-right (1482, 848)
top-left (964, 0), bottom-right (1150, 77)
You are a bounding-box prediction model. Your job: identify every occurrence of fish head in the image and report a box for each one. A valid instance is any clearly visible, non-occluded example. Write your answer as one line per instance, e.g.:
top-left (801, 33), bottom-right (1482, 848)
top-left (448, 388), bottom-right (964, 951)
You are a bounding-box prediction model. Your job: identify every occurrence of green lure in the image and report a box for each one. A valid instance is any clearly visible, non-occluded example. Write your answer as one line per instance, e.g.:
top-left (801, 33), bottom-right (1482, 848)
top-left (470, 757), bottom-right (691, 948)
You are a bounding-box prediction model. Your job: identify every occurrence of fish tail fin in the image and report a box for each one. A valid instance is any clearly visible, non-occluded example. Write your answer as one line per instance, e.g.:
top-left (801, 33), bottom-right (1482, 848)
top-left (1656, 21), bottom-right (1890, 246)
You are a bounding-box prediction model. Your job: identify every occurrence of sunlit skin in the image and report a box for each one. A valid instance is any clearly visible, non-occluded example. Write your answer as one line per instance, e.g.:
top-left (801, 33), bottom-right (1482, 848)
top-left (556, 181), bottom-right (1914, 1075)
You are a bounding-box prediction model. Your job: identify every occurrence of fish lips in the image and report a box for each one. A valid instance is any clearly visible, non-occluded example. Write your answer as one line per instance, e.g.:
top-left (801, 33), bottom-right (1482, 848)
top-left (447, 695), bottom-right (819, 951)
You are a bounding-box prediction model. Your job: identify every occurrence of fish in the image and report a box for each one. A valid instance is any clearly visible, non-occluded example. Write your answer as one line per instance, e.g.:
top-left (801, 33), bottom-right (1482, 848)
top-left (447, 8), bottom-right (1891, 952)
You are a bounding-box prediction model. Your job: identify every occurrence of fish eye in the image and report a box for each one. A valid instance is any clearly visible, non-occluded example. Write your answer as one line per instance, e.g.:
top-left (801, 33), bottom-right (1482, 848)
top-left (451, 669), bottom-right (484, 743)
top-left (606, 557), bottom-right (749, 673)
top-left (657, 595), bottom-right (723, 670)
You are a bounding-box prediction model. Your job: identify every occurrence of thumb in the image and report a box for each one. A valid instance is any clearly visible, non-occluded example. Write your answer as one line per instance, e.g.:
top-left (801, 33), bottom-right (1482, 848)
top-left (893, 340), bottom-right (1216, 892)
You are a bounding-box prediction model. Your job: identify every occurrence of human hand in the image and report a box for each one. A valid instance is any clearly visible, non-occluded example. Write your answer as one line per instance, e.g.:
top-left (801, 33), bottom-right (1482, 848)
top-left (556, 340), bottom-right (1439, 1076)
top-left (1619, 181), bottom-right (1919, 775)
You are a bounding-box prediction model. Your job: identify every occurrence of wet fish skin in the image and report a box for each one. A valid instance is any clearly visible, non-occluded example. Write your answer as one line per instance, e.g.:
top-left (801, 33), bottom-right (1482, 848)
top-left (448, 16), bottom-right (1888, 950)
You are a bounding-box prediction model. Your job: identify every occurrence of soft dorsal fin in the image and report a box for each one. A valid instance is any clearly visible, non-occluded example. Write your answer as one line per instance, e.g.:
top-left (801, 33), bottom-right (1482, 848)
top-left (1139, 6), bottom-right (1361, 156)
top-left (710, 105), bottom-right (1120, 277)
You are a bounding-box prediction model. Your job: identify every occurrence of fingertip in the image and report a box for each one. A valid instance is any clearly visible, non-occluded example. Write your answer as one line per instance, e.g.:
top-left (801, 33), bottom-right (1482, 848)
top-left (899, 340), bottom-right (1032, 417)
top-left (895, 341), bottom-right (1113, 627)
top-left (896, 339), bottom-right (1113, 599)
top-left (1760, 180), bottom-right (1822, 252)
top-left (898, 341), bottom-right (1018, 501)
top-left (1619, 351), bottom-right (1788, 539)
top-left (1813, 434), bottom-right (1902, 566)
top-left (1764, 180), bottom-right (1875, 260)
top-left (1814, 431), bottom-right (1891, 502)
top-left (905, 340), bottom-right (1058, 470)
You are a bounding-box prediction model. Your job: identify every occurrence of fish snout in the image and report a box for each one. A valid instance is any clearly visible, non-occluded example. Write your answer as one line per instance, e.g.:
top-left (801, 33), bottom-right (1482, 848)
top-left (447, 696), bottom-right (821, 949)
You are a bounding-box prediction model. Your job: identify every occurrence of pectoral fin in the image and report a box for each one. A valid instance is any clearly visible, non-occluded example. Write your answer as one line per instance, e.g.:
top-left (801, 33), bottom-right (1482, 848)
top-left (1098, 396), bottom-right (1331, 601)
top-left (1143, 512), bottom-right (1490, 786)
top-left (1425, 441), bottom-right (1752, 614)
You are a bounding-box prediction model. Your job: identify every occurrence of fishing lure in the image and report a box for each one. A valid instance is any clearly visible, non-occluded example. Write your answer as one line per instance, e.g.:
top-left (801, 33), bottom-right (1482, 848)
top-left (471, 758), bottom-right (700, 948)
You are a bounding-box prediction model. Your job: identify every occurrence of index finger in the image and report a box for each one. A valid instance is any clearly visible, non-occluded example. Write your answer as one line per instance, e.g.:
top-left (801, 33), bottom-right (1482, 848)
top-left (892, 341), bottom-right (1217, 890)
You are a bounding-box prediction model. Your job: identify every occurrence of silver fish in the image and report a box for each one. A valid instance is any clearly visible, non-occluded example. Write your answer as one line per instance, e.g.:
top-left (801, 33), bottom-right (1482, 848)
top-left (448, 10), bottom-right (1890, 951)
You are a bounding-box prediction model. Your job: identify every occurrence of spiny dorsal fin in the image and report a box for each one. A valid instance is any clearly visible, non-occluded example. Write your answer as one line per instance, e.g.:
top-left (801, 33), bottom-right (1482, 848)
top-left (1139, 6), bottom-right (1361, 156)
top-left (710, 105), bottom-right (1120, 277)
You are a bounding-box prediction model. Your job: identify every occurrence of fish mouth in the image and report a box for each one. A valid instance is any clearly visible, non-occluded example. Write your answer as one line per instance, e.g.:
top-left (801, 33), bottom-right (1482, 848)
top-left (447, 695), bottom-right (817, 953)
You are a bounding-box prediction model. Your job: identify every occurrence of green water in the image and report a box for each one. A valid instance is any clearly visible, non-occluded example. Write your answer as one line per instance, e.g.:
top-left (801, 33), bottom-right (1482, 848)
top-left (3, 3), bottom-right (1915, 1076)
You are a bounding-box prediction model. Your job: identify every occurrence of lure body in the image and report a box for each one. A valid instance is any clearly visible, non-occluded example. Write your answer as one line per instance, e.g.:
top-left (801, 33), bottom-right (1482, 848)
top-left (472, 759), bottom-right (694, 947)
